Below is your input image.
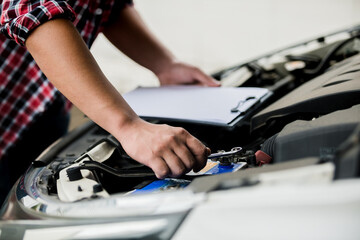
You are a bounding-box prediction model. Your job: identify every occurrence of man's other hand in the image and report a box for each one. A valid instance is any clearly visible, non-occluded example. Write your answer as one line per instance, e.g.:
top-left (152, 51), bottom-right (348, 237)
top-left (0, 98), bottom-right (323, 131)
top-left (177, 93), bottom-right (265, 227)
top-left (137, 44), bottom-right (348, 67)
top-left (157, 62), bottom-right (220, 87)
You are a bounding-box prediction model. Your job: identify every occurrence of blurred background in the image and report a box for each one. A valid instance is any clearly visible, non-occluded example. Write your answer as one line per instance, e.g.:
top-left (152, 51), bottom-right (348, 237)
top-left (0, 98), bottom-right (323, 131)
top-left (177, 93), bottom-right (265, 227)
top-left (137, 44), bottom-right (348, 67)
top-left (69, 0), bottom-right (360, 129)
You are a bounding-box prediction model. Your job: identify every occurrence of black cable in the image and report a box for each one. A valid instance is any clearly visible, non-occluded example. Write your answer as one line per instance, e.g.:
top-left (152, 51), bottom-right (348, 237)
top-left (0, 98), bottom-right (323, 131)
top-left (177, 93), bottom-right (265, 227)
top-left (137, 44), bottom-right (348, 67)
top-left (79, 160), bottom-right (156, 178)
top-left (304, 34), bottom-right (360, 75)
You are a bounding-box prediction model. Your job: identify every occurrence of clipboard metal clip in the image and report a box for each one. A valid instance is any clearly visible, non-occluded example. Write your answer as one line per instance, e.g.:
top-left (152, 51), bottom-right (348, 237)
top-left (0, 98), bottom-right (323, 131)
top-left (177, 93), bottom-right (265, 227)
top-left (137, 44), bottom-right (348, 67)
top-left (231, 96), bottom-right (256, 113)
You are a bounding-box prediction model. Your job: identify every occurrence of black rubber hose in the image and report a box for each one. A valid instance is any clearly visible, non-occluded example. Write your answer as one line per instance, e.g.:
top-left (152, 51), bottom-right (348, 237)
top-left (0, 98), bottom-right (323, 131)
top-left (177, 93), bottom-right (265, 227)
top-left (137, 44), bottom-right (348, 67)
top-left (304, 34), bottom-right (360, 75)
top-left (80, 160), bottom-right (156, 178)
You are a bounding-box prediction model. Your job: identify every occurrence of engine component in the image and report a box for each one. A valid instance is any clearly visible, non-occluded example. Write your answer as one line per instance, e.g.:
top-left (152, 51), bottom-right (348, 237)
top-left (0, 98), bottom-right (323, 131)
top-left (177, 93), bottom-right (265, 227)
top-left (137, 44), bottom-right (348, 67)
top-left (219, 66), bottom-right (253, 87)
top-left (260, 104), bottom-right (360, 163)
top-left (208, 147), bottom-right (256, 166)
top-left (252, 53), bottom-right (360, 130)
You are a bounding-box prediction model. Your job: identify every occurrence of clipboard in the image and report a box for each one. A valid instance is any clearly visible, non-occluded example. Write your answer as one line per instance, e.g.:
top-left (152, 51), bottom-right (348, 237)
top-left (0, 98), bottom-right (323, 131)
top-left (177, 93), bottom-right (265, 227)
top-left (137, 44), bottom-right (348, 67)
top-left (123, 86), bottom-right (272, 128)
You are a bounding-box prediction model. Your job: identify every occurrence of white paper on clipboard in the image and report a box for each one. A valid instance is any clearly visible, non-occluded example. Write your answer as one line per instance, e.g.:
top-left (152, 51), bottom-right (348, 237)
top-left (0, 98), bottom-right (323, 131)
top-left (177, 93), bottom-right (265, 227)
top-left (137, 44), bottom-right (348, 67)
top-left (123, 86), bottom-right (271, 127)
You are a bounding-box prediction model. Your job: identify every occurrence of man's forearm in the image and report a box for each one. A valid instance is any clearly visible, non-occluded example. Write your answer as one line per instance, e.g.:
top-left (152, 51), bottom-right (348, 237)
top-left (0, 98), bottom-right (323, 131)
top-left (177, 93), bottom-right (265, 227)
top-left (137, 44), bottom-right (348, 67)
top-left (103, 6), bottom-right (176, 76)
top-left (25, 19), bottom-right (138, 135)
top-left (25, 18), bottom-right (209, 179)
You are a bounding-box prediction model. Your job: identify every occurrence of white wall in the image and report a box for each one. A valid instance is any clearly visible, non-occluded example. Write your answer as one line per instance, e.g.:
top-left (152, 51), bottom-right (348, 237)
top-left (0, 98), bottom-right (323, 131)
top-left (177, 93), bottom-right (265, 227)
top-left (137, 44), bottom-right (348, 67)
top-left (91, 0), bottom-right (360, 93)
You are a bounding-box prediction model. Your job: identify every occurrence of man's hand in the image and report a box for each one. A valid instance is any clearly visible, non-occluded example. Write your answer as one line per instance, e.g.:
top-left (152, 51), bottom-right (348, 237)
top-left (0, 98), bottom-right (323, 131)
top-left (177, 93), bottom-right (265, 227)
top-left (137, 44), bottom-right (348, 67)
top-left (157, 61), bottom-right (220, 87)
top-left (116, 118), bottom-right (210, 179)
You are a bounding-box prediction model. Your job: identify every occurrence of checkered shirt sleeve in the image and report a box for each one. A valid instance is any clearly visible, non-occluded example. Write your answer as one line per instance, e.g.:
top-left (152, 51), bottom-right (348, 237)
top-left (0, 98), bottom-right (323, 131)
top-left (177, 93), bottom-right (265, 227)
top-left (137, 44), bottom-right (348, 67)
top-left (0, 0), bottom-right (133, 159)
top-left (0, 0), bottom-right (76, 46)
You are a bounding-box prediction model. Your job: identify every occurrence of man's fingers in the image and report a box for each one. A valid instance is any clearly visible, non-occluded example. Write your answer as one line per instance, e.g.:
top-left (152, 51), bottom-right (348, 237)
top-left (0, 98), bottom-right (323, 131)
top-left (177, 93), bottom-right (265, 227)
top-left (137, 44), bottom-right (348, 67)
top-left (148, 158), bottom-right (171, 179)
top-left (194, 69), bottom-right (220, 87)
top-left (185, 135), bottom-right (209, 172)
top-left (206, 147), bottom-right (211, 156)
top-left (162, 151), bottom-right (187, 177)
top-left (173, 145), bottom-right (196, 171)
top-left (172, 127), bottom-right (207, 172)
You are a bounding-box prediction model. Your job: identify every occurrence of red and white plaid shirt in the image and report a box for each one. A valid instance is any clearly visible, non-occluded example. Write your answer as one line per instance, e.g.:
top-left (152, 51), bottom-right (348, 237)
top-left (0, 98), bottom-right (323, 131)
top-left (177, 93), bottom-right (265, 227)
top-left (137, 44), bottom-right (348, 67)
top-left (0, 0), bottom-right (132, 159)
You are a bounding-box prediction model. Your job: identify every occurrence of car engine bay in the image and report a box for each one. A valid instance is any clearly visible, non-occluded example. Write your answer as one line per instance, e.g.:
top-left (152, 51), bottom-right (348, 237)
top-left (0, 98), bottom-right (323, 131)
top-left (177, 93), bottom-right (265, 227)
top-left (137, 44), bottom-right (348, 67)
top-left (1, 25), bottom-right (360, 240)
